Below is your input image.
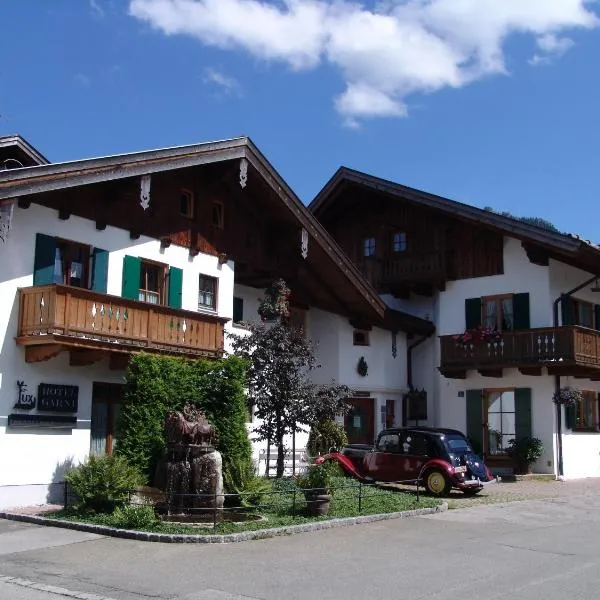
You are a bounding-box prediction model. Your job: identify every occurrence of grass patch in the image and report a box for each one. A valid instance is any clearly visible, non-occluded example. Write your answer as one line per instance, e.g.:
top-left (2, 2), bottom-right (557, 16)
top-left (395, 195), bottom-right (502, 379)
top-left (46, 478), bottom-right (441, 536)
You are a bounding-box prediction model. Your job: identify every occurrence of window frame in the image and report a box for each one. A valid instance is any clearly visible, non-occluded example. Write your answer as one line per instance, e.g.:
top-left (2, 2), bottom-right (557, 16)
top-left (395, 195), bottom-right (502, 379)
top-left (573, 390), bottom-right (599, 432)
top-left (392, 231), bottom-right (407, 253)
top-left (481, 294), bottom-right (514, 332)
top-left (53, 238), bottom-right (91, 288)
top-left (362, 237), bottom-right (376, 258)
top-left (483, 388), bottom-right (516, 456)
top-left (353, 329), bottom-right (370, 346)
top-left (212, 201), bottom-right (225, 229)
top-left (138, 259), bottom-right (167, 305)
top-left (573, 298), bottom-right (595, 329)
top-left (198, 274), bottom-right (218, 312)
top-left (180, 189), bottom-right (195, 219)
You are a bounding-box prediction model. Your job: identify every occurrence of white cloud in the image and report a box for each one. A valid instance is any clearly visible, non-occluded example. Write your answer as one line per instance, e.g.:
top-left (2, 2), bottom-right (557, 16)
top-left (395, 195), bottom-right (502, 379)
top-left (129, 0), bottom-right (598, 122)
top-left (89, 0), bottom-right (105, 18)
top-left (74, 73), bottom-right (92, 87)
top-left (203, 67), bottom-right (242, 95)
top-left (529, 33), bottom-right (575, 65)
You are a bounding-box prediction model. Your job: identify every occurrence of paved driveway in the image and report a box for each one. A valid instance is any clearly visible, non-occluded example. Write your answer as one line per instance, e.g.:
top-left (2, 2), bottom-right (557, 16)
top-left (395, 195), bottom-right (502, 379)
top-left (1, 479), bottom-right (600, 600)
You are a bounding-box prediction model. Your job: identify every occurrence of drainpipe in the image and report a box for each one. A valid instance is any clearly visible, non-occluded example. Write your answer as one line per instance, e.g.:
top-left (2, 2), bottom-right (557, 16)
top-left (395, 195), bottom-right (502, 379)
top-left (404, 332), bottom-right (434, 426)
top-left (552, 274), bottom-right (598, 478)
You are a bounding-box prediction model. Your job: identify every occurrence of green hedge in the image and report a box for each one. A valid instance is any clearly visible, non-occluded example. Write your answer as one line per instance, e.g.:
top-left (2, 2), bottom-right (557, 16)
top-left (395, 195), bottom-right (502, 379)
top-left (115, 354), bottom-right (251, 482)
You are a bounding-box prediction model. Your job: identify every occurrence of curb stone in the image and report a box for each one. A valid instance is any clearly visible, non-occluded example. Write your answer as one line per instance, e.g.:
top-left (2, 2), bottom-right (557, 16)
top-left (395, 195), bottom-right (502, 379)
top-left (0, 503), bottom-right (447, 544)
top-left (0, 574), bottom-right (118, 600)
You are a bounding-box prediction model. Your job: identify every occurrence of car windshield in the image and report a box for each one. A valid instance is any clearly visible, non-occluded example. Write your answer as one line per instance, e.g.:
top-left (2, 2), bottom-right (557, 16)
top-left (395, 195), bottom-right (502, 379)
top-left (442, 434), bottom-right (473, 454)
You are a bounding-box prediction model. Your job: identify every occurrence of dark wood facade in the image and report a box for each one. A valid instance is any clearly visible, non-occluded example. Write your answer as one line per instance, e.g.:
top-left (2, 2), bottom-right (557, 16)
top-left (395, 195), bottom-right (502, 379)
top-left (316, 182), bottom-right (504, 297)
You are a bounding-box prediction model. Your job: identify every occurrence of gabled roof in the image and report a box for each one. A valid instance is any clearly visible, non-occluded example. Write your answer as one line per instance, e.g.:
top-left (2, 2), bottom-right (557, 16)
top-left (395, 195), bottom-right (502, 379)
top-left (0, 135), bottom-right (49, 168)
top-left (0, 137), bottom-right (433, 335)
top-left (310, 167), bottom-right (600, 274)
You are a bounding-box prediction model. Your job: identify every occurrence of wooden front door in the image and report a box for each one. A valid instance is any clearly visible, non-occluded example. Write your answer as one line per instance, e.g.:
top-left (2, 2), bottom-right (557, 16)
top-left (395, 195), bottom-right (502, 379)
top-left (345, 398), bottom-right (375, 445)
top-left (90, 382), bottom-right (124, 455)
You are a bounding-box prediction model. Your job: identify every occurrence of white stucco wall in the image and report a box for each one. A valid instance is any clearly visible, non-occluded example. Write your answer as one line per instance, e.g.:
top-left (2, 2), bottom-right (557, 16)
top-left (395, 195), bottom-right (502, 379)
top-left (0, 203), bottom-right (235, 508)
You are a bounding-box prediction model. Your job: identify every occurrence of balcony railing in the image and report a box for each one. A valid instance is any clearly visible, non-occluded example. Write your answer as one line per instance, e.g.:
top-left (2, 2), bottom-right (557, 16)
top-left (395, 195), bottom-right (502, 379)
top-left (18, 285), bottom-right (227, 358)
top-left (440, 326), bottom-right (600, 375)
top-left (358, 251), bottom-right (446, 288)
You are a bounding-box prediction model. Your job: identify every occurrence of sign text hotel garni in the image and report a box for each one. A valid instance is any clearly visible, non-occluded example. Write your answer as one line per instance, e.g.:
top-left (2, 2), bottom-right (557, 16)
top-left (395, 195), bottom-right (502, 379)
top-left (37, 383), bottom-right (79, 412)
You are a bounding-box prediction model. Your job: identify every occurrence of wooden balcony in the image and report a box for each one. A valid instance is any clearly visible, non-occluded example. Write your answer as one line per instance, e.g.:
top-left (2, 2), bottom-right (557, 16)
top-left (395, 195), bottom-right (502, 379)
top-left (17, 285), bottom-right (228, 365)
top-left (440, 326), bottom-right (600, 379)
top-left (358, 252), bottom-right (446, 293)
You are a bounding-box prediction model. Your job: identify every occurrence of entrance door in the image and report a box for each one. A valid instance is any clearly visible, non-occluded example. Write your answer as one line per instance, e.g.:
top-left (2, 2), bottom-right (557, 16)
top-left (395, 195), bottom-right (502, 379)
top-left (90, 382), bottom-right (124, 455)
top-left (385, 400), bottom-right (395, 428)
top-left (345, 398), bottom-right (375, 445)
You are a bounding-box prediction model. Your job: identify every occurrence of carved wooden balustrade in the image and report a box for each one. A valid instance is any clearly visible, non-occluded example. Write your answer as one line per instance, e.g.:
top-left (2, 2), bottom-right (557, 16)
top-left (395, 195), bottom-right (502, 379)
top-left (17, 285), bottom-right (227, 360)
top-left (440, 326), bottom-right (600, 378)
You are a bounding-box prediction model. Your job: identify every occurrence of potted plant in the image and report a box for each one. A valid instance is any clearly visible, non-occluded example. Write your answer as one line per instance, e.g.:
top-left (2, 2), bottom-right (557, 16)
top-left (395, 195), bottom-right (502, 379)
top-left (296, 462), bottom-right (338, 516)
top-left (507, 437), bottom-right (544, 474)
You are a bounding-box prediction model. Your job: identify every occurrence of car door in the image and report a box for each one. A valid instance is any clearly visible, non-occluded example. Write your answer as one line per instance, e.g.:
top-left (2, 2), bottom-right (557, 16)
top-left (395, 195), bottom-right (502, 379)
top-left (400, 432), bottom-right (430, 482)
top-left (364, 432), bottom-right (402, 481)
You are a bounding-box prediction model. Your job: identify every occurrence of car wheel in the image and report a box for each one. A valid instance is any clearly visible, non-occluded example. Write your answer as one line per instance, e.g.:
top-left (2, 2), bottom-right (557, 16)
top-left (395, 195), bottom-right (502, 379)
top-left (424, 469), bottom-right (451, 496)
top-left (462, 488), bottom-right (481, 497)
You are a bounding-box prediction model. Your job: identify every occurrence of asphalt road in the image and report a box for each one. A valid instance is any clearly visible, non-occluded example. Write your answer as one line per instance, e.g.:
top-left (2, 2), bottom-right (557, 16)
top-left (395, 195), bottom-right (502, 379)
top-left (1, 489), bottom-right (600, 600)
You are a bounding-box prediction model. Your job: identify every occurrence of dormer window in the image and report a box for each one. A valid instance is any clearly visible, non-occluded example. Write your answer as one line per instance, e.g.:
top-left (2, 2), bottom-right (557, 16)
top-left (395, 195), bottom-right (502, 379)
top-left (180, 189), bottom-right (194, 219)
top-left (392, 232), bottom-right (407, 253)
top-left (363, 237), bottom-right (376, 258)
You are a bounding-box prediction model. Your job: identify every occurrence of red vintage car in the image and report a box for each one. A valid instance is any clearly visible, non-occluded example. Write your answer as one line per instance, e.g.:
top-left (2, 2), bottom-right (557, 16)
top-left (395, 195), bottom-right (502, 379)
top-left (316, 426), bottom-right (494, 496)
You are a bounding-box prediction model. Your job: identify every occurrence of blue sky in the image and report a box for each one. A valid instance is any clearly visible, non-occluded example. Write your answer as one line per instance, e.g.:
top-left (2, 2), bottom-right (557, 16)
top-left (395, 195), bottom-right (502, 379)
top-left (1, 1), bottom-right (599, 241)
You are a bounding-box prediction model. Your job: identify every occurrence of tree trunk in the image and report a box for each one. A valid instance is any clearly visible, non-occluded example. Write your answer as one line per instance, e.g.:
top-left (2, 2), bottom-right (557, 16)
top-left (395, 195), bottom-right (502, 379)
top-left (276, 419), bottom-right (285, 478)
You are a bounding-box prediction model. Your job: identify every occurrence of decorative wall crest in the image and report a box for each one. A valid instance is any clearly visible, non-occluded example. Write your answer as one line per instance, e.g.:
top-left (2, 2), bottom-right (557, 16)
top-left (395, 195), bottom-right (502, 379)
top-left (140, 174), bottom-right (151, 210)
top-left (391, 331), bottom-right (397, 359)
top-left (301, 228), bottom-right (309, 259)
top-left (239, 158), bottom-right (248, 189)
top-left (357, 356), bottom-right (368, 377)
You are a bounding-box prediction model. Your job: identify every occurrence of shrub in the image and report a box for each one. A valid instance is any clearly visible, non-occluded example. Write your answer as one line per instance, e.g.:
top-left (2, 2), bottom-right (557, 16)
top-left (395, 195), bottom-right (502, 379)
top-left (115, 354), bottom-right (252, 482)
top-left (110, 505), bottom-right (158, 530)
top-left (223, 461), bottom-right (271, 507)
top-left (507, 437), bottom-right (544, 464)
top-left (296, 461), bottom-right (342, 495)
top-left (65, 454), bottom-right (143, 513)
top-left (307, 419), bottom-right (348, 456)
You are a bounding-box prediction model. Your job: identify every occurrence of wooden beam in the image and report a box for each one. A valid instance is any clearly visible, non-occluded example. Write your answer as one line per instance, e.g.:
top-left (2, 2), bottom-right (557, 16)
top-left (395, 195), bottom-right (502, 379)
top-left (25, 344), bottom-right (63, 363)
top-left (439, 369), bottom-right (467, 380)
top-left (69, 349), bottom-right (105, 367)
top-left (522, 242), bottom-right (549, 267)
top-left (478, 368), bottom-right (503, 378)
top-left (17, 197), bottom-right (31, 209)
top-left (95, 221), bottom-right (107, 231)
top-left (519, 366), bottom-right (543, 376)
top-left (109, 353), bottom-right (130, 371)
top-left (58, 209), bottom-right (70, 220)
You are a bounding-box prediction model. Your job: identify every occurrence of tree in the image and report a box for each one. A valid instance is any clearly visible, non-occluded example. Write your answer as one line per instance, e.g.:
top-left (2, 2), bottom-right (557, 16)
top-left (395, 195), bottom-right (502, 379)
top-left (229, 279), bottom-right (351, 477)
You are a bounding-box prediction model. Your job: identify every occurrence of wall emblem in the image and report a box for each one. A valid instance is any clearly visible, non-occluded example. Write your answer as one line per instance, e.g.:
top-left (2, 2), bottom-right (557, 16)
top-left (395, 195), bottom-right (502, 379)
top-left (14, 380), bottom-right (36, 410)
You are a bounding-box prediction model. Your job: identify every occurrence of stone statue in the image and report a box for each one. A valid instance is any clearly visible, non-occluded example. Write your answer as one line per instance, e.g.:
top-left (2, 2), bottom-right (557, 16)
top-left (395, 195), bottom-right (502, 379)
top-left (164, 403), bottom-right (216, 447)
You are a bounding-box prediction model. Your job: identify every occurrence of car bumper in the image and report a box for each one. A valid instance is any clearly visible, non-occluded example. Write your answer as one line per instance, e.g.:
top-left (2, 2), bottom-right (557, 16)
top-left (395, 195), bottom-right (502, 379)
top-left (455, 476), bottom-right (496, 490)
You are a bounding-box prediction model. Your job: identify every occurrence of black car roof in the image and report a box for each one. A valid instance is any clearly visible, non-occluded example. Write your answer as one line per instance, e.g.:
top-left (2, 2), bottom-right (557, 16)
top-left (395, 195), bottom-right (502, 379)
top-left (379, 427), bottom-right (465, 437)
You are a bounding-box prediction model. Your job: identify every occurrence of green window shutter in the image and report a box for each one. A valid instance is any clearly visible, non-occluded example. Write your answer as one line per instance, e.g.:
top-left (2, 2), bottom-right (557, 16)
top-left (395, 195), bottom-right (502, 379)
top-left (565, 403), bottom-right (576, 430)
top-left (465, 298), bottom-right (482, 330)
top-left (594, 305), bottom-right (600, 331)
top-left (466, 390), bottom-right (483, 455)
top-left (121, 256), bottom-right (141, 300)
top-left (514, 388), bottom-right (532, 441)
top-left (33, 233), bottom-right (57, 285)
top-left (168, 266), bottom-right (183, 309)
top-left (512, 293), bottom-right (530, 330)
top-left (233, 296), bottom-right (244, 323)
top-left (561, 295), bottom-right (576, 326)
top-left (91, 248), bottom-right (109, 293)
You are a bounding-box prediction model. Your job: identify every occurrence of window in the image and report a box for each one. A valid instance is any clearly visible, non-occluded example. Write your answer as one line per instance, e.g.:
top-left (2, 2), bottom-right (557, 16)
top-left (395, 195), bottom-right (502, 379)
top-left (574, 299), bottom-right (594, 328)
top-left (198, 275), bottom-right (217, 310)
top-left (484, 390), bottom-right (515, 455)
top-left (139, 260), bottom-right (165, 305)
top-left (377, 432), bottom-right (400, 453)
top-left (353, 329), bottom-right (370, 346)
top-left (573, 391), bottom-right (598, 431)
top-left (212, 201), bottom-right (224, 229)
top-left (392, 231), bottom-right (407, 253)
top-left (233, 296), bottom-right (244, 325)
top-left (90, 383), bottom-right (123, 456)
top-left (482, 295), bottom-right (514, 331)
top-left (406, 391), bottom-right (428, 422)
top-left (53, 239), bottom-right (90, 288)
top-left (363, 237), bottom-right (376, 258)
top-left (180, 189), bottom-right (194, 219)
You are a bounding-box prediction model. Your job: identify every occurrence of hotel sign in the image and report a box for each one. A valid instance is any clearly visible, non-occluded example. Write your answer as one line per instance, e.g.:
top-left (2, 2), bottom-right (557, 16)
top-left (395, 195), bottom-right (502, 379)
top-left (37, 384), bottom-right (79, 413)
